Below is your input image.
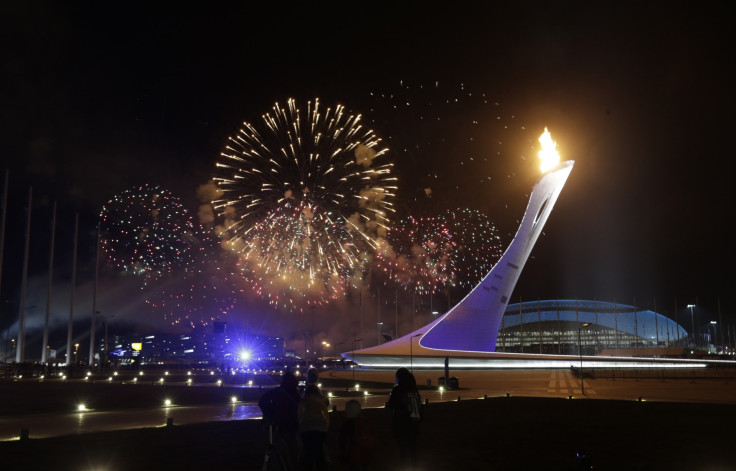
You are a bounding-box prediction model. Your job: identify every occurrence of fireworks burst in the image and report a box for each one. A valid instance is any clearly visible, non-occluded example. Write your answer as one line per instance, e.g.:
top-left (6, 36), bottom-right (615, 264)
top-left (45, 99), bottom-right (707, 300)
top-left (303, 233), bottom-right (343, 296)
top-left (440, 208), bottom-right (503, 289)
top-left (375, 215), bottom-right (456, 295)
top-left (100, 184), bottom-right (197, 279)
top-left (213, 98), bottom-right (397, 310)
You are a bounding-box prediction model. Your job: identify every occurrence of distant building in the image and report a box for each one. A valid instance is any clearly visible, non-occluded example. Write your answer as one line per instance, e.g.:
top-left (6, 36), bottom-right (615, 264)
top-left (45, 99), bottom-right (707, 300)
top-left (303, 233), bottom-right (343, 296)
top-left (498, 300), bottom-right (688, 354)
top-left (106, 322), bottom-right (285, 366)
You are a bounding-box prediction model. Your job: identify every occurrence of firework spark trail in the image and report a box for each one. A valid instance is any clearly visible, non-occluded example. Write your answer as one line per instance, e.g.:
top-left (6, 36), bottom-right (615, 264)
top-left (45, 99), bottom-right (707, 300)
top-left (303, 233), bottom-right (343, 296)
top-left (367, 80), bottom-right (531, 218)
top-left (213, 98), bottom-right (397, 310)
top-left (100, 184), bottom-right (197, 280)
top-left (440, 208), bottom-right (503, 289)
top-left (375, 215), bottom-right (456, 295)
top-left (144, 229), bottom-right (243, 328)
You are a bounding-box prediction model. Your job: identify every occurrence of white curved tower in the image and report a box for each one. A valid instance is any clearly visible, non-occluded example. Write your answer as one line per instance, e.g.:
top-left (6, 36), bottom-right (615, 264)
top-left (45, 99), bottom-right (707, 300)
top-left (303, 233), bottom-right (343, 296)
top-left (345, 160), bottom-right (574, 367)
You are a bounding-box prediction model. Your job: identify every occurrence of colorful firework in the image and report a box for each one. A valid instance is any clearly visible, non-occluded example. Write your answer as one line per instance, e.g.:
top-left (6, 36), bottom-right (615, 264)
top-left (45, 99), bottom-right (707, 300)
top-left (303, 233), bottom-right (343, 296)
top-left (144, 230), bottom-right (243, 328)
top-left (234, 202), bottom-right (355, 310)
top-left (375, 215), bottom-right (456, 295)
top-left (212, 98), bottom-right (397, 309)
top-left (440, 208), bottom-right (504, 289)
top-left (100, 184), bottom-right (197, 278)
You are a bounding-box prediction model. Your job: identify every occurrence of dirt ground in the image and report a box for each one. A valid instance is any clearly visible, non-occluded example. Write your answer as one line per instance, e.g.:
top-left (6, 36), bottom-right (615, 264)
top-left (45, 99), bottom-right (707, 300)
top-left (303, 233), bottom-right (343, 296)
top-left (2, 395), bottom-right (735, 471)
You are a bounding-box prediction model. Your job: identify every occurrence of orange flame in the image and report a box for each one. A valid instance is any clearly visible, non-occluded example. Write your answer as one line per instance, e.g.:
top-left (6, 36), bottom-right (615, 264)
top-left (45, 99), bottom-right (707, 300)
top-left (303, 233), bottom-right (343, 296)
top-left (538, 128), bottom-right (561, 173)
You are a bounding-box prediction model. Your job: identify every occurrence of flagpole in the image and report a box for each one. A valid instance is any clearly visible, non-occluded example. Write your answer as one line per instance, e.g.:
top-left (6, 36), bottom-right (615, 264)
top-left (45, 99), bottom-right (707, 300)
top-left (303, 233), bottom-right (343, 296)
top-left (41, 201), bottom-right (57, 363)
top-left (0, 170), bottom-right (8, 361)
top-left (0, 170), bottom-right (7, 304)
top-left (16, 187), bottom-right (32, 363)
top-left (66, 213), bottom-right (79, 367)
top-left (88, 224), bottom-right (100, 367)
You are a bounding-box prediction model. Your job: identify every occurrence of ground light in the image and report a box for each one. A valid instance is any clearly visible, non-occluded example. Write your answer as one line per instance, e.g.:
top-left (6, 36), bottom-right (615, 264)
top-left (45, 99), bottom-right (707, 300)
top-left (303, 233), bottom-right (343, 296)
top-left (77, 403), bottom-right (86, 411)
top-left (164, 399), bottom-right (172, 407)
top-left (231, 396), bottom-right (237, 403)
top-left (217, 379), bottom-right (222, 386)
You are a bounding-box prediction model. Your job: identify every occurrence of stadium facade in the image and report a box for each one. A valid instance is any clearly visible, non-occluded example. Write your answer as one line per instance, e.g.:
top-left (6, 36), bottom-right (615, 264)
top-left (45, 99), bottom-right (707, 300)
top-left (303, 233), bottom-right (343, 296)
top-left (497, 300), bottom-right (687, 355)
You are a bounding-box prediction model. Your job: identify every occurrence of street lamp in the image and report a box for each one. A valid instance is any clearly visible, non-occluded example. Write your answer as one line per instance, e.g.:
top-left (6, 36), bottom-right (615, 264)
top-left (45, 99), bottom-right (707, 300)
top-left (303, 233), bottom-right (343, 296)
top-left (578, 323), bottom-right (591, 395)
top-left (101, 313), bottom-right (115, 369)
top-left (710, 321), bottom-right (717, 353)
top-left (377, 322), bottom-right (383, 345)
top-left (687, 304), bottom-right (696, 348)
top-left (351, 338), bottom-right (362, 381)
top-left (409, 333), bottom-right (422, 373)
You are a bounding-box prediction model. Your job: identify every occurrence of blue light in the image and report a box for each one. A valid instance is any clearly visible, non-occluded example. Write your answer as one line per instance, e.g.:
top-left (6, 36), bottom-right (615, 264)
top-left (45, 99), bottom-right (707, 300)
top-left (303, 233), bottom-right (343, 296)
top-left (239, 350), bottom-right (252, 361)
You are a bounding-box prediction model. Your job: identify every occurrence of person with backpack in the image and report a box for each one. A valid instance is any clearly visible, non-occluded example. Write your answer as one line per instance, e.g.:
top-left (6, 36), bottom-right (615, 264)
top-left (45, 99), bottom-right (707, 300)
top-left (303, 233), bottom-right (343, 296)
top-left (387, 367), bottom-right (421, 469)
top-left (258, 369), bottom-right (301, 470)
top-left (298, 367), bottom-right (330, 471)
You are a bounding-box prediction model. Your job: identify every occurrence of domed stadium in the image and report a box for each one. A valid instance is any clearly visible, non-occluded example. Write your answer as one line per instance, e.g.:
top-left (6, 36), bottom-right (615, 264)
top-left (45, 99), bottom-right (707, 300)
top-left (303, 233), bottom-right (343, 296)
top-left (497, 300), bottom-right (688, 355)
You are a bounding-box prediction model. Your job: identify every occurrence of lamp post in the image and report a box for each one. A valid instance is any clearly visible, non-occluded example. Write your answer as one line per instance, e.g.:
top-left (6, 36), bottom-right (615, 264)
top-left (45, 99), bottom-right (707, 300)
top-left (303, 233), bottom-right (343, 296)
top-left (710, 321), bottom-right (717, 353)
top-left (377, 322), bottom-right (383, 345)
top-left (332, 342), bottom-right (343, 368)
top-left (687, 304), bottom-right (696, 348)
top-left (578, 322), bottom-right (591, 395)
top-left (409, 333), bottom-right (422, 373)
top-left (102, 314), bottom-right (115, 369)
top-left (308, 305), bottom-right (316, 365)
top-left (303, 332), bottom-right (308, 367)
top-left (351, 338), bottom-right (362, 381)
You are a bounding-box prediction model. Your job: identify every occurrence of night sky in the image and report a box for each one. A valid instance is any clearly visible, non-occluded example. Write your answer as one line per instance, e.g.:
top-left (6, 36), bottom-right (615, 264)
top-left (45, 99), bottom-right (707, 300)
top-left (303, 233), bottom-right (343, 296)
top-left (1, 3), bottom-right (734, 354)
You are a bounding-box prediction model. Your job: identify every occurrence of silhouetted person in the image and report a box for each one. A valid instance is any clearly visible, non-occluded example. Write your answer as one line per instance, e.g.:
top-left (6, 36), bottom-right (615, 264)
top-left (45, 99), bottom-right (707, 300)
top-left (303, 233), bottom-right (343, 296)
top-left (299, 367), bottom-right (330, 470)
top-left (259, 369), bottom-right (300, 470)
top-left (387, 367), bottom-right (421, 469)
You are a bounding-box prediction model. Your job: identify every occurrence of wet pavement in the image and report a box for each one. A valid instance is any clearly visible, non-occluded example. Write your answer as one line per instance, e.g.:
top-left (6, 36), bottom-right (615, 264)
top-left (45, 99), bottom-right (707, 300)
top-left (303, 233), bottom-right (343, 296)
top-left (3, 367), bottom-right (735, 441)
